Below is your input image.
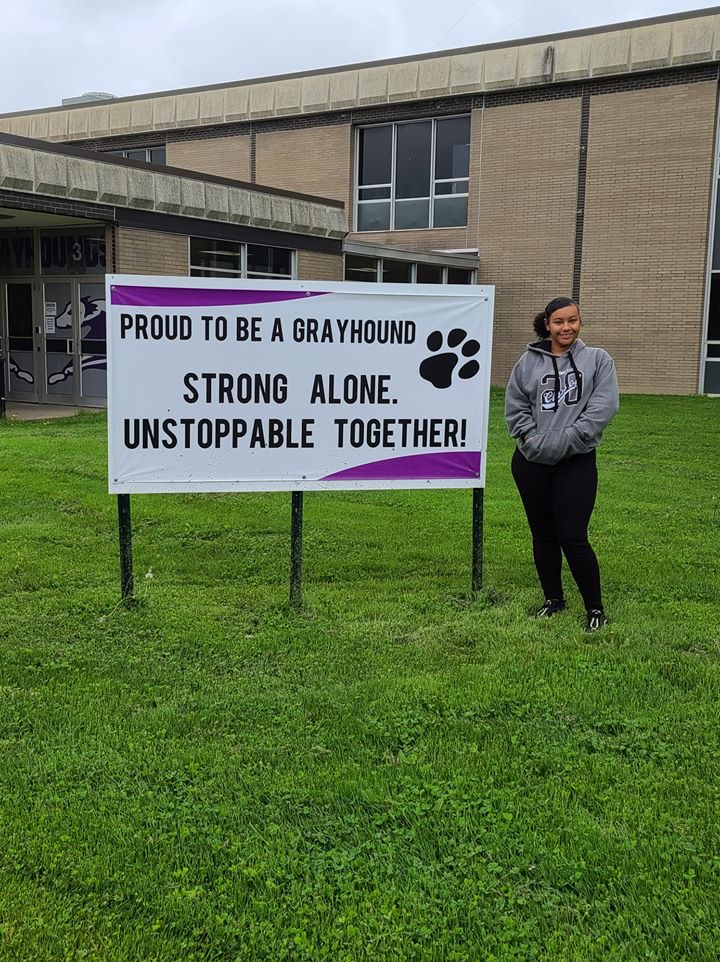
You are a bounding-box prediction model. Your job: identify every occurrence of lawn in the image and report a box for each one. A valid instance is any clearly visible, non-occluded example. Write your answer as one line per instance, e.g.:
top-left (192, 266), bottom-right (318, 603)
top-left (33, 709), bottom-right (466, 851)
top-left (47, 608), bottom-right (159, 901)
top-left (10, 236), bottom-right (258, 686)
top-left (1, 392), bottom-right (719, 961)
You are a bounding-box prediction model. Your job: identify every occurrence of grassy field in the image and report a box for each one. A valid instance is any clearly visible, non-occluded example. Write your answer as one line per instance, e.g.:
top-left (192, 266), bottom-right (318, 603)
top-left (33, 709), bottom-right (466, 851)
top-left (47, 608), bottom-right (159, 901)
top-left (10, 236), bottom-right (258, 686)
top-left (1, 392), bottom-right (719, 962)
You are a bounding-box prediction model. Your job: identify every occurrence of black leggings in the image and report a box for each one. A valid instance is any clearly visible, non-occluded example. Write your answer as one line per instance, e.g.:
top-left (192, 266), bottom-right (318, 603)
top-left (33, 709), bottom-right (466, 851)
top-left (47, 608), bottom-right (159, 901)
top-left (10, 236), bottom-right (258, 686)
top-left (511, 448), bottom-right (603, 611)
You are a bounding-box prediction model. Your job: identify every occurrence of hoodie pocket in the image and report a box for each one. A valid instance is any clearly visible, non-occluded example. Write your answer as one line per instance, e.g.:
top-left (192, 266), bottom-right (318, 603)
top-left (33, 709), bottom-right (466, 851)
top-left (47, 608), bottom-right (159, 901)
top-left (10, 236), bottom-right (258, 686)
top-left (521, 430), bottom-right (570, 465)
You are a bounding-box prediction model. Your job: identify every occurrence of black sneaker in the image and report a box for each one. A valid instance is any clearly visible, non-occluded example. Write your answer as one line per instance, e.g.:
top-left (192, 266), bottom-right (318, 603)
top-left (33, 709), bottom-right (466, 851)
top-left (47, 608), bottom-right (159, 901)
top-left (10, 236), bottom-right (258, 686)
top-left (586, 608), bottom-right (608, 631)
top-left (535, 598), bottom-right (566, 618)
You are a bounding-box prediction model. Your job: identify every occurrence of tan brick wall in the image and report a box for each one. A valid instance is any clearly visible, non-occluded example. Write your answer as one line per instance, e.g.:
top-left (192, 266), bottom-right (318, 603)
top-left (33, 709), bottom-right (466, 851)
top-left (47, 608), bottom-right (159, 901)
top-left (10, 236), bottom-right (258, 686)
top-left (114, 228), bottom-right (188, 275)
top-left (477, 98), bottom-right (581, 385)
top-left (256, 125), bottom-right (352, 204)
top-left (581, 81), bottom-right (716, 394)
top-left (166, 135), bottom-right (252, 181)
top-left (297, 250), bottom-right (344, 281)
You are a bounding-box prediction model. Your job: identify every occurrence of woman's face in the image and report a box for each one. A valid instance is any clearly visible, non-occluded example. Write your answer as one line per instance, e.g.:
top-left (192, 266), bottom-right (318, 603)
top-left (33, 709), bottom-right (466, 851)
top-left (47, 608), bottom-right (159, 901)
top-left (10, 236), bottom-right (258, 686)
top-left (546, 304), bottom-right (581, 353)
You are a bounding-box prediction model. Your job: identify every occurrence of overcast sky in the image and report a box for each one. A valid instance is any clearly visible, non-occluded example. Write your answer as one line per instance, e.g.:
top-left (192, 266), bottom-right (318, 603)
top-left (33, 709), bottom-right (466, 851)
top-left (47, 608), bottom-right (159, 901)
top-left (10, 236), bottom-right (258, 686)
top-left (0, 0), bottom-right (717, 114)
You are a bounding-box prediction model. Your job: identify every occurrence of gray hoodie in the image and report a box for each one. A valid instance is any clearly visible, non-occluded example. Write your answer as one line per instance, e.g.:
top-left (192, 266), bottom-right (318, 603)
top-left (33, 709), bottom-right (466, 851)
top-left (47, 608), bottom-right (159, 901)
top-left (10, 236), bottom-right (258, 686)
top-left (504, 338), bottom-right (619, 465)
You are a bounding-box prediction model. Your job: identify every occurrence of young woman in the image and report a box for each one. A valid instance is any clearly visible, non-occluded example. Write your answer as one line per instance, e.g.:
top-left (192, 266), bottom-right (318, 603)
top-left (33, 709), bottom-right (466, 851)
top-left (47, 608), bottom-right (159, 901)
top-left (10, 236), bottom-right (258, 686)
top-left (504, 297), bottom-right (619, 631)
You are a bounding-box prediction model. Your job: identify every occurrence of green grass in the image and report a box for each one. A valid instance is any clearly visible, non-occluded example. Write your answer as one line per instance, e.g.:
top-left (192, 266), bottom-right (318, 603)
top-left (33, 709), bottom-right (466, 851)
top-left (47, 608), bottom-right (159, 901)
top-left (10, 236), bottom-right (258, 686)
top-left (1, 391), bottom-right (719, 961)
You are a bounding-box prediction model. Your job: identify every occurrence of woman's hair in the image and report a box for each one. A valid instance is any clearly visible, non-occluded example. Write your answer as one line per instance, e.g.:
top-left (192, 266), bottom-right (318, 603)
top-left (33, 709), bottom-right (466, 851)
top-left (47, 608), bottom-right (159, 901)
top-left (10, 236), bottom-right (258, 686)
top-left (532, 296), bottom-right (579, 339)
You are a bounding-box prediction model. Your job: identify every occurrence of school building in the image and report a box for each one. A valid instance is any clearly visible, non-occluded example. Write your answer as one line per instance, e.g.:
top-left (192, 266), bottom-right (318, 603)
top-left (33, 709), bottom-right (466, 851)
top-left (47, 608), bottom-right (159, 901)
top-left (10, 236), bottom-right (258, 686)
top-left (1, 6), bottom-right (720, 407)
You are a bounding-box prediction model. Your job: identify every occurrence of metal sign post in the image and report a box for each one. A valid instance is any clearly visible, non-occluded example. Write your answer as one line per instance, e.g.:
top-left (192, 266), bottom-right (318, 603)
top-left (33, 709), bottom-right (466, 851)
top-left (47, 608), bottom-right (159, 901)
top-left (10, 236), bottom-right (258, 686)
top-left (472, 487), bottom-right (483, 592)
top-left (117, 494), bottom-right (134, 604)
top-left (290, 491), bottom-right (304, 609)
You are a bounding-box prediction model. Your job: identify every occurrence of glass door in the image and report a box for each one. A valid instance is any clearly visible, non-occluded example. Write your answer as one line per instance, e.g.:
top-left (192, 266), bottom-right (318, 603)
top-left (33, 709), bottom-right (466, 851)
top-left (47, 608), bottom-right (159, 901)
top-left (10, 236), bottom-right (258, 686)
top-left (42, 281), bottom-right (79, 403)
top-left (3, 282), bottom-right (39, 402)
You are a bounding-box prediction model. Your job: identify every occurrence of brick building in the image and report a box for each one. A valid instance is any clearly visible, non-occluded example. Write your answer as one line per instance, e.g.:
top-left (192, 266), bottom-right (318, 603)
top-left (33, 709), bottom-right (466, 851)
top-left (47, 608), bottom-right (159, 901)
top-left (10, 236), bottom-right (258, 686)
top-left (1, 7), bottom-right (720, 406)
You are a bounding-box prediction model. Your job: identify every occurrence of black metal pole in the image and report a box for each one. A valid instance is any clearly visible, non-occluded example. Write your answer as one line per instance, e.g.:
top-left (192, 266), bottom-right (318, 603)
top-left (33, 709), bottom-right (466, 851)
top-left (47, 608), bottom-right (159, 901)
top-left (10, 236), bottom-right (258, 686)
top-left (472, 487), bottom-right (483, 593)
top-left (117, 494), bottom-right (134, 603)
top-left (290, 491), bottom-right (304, 609)
top-left (0, 352), bottom-right (6, 419)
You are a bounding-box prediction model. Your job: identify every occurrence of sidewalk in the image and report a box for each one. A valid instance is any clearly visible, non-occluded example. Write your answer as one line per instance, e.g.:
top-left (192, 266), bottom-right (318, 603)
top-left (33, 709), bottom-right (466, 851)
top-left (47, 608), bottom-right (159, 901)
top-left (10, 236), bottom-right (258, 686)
top-left (3, 402), bottom-right (100, 421)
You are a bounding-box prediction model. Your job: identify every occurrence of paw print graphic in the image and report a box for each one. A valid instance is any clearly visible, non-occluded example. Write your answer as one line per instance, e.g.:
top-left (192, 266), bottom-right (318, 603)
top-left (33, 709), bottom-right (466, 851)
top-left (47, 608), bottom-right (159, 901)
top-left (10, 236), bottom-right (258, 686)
top-left (419, 329), bottom-right (480, 389)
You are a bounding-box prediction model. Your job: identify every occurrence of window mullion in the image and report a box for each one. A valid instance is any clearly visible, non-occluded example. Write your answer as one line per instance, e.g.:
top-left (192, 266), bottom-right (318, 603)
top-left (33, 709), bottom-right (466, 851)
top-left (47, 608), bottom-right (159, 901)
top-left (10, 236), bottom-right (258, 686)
top-left (390, 126), bottom-right (397, 232)
top-left (430, 120), bottom-right (437, 229)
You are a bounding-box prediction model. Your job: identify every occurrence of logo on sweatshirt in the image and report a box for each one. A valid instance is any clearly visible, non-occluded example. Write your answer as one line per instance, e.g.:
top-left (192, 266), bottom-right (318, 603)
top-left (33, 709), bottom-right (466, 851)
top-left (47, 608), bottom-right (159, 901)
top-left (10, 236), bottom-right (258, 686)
top-left (540, 371), bottom-right (582, 411)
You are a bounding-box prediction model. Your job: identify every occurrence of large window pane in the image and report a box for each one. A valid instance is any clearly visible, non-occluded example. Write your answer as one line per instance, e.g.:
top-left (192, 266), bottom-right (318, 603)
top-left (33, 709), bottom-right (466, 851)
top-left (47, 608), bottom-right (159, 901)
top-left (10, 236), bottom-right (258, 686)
top-left (394, 199), bottom-right (430, 230)
top-left (395, 122), bottom-right (431, 199)
top-left (435, 116), bottom-right (470, 181)
top-left (358, 126), bottom-right (392, 186)
top-left (345, 255), bottom-right (378, 282)
top-left (40, 230), bottom-right (105, 275)
top-left (433, 196), bottom-right (468, 228)
top-left (149, 147), bottom-right (166, 165)
top-left (713, 191), bottom-right (720, 271)
top-left (447, 268), bottom-right (472, 285)
top-left (247, 244), bottom-right (292, 277)
top-left (416, 263), bottom-right (443, 283)
top-left (382, 260), bottom-right (412, 283)
top-left (0, 231), bottom-right (34, 274)
top-left (357, 203), bottom-right (391, 232)
top-left (435, 179), bottom-right (469, 196)
top-left (190, 238), bottom-right (242, 274)
top-left (704, 360), bottom-right (720, 392)
top-left (708, 274), bottom-right (720, 340)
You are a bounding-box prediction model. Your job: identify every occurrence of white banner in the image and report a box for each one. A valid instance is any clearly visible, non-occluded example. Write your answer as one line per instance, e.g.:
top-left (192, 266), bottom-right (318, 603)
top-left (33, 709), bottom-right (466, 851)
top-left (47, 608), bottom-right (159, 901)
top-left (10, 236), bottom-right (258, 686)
top-left (107, 276), bottom-right (494, 492)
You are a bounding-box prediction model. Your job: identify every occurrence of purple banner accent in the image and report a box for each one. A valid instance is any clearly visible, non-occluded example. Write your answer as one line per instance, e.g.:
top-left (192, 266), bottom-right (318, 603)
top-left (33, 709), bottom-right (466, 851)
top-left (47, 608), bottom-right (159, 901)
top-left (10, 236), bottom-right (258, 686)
top-left (110, 286), bottom-right (327, 308)
top-left (323, 451), bottom-right (481, 481)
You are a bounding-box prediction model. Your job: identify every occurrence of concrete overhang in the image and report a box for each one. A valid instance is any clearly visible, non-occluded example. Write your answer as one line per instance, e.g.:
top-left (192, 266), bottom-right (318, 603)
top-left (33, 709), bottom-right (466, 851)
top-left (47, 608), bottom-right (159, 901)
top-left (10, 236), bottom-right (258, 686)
top-left (0, 8), bottom-right (718, 142)
top-left (0, 133), bottom-right (347, 240)
top-left (344, 239), bottom-right (479, 270)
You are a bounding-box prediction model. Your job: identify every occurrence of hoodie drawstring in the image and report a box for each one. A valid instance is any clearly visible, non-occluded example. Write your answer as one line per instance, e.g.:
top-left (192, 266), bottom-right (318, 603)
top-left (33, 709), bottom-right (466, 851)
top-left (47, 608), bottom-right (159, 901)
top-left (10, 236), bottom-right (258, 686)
top-left (551, 355), bottom-right (560, 412)
top-left (567, 352), bottom-right (583, 402)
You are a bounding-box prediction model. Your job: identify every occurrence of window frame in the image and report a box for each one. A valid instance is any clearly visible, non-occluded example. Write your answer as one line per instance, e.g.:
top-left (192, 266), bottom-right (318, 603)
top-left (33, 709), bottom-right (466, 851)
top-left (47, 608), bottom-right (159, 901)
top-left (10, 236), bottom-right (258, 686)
top-left (343, 252), bottom-right (475, 285)
top-left (188, 237), bottom-right (297, 280)
top-left (354, 116), bottom-right (471, 233)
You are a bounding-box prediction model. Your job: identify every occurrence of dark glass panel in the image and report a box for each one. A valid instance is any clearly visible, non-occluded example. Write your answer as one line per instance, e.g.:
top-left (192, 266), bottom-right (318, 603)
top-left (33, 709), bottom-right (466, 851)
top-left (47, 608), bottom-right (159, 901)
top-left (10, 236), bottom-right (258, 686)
top-left (704, 360), bottom-right (720, 392)
top-left (358, 126), bottom-right (392, 186)
top-left (190, 238), bottom-right (242, 273)
top-left (394, 199), bottom-right (430, 230)
top-left (447, 268), bottom-right (472, 285)
top-left (358, 186), bottom-right (391, 201)
top-left (708, 274), bottom-right (720, 340)
top-left (345, 255), bottom-right (378, 282)
top-left (395, 121), bottom-right (431, 199)
top-left (7, 283), bottom-right (33, 337)
top-left (433, 196), bottom-right (468, 228)
top-left (707, 343), bottom-right (720, 358)
top-left (435, 116), bottom-right (470, 181)
top-left (416, 263), bottom-right (443, 283)
top-left (356, 203), bottom-right (391, 232)
top-left (435, 179), bottom-right (469, 195)
top-left (125, 149), bottom-right (148, 162)
top-left (247, 245), bottom-right (292, 277)
top-left (382, 259), bottom-right (412, 283)
top-left (0, 231), bottom-right (34, 274)
top-left (149, 147), bottom-right (166, 164)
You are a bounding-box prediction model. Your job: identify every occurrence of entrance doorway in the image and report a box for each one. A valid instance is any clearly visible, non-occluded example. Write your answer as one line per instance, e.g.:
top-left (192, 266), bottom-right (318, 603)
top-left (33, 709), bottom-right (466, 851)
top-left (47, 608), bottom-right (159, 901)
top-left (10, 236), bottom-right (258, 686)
top-left (1, 278), bottom-right (107, 407)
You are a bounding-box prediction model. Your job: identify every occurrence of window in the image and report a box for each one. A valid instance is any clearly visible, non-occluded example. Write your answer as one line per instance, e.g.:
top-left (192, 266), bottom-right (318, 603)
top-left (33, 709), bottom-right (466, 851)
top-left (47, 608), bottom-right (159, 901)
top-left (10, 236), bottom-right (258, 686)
top-left (108, 146), bottom-right (166, 165)
top-left (190, 239), bottom-right (295, 279)
top-left (356, 117), bottom-right (470, 232)
top-left (344, 253), bottom-right (473, 285)
top-left (705, 164), bottom-right (720, 392)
